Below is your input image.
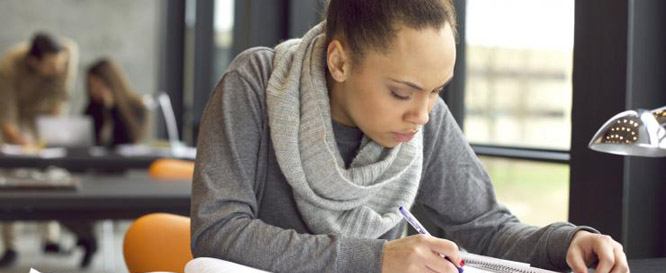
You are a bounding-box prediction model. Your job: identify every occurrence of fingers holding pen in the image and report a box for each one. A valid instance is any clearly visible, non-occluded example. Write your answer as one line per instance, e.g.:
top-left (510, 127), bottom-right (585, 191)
top-left (382, 234), bottom-right (462, 273)
top-left (424, 235), bottom-right (463, 267)
top-left (395, 207), bottom-right (463, 273)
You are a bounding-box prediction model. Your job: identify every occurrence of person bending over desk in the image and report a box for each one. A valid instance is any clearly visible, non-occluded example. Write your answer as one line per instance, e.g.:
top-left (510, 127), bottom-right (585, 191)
top-left (190, 1), bottom-right (629, 273)
top-left (0, 32), bottom-right (78, 267)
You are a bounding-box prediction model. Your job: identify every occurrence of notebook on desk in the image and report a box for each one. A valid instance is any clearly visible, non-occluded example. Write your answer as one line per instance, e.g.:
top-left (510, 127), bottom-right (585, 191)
top-left (462, 252), bottom-right (558, 273)
top-left (184, 254), bottom-right (557, 273)
top-left (185, 257), bottom-right (270, 273)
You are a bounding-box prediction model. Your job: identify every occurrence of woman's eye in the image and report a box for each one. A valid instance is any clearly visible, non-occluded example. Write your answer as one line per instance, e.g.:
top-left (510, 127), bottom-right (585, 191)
top-left (390, 89), bottom-right (410, 100)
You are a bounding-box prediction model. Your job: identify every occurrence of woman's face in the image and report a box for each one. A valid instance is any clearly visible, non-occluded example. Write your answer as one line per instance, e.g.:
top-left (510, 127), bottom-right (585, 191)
top-left (87, 74), bottom-right (111, 104)
top-left (328, 23), bottom-right (456, 148)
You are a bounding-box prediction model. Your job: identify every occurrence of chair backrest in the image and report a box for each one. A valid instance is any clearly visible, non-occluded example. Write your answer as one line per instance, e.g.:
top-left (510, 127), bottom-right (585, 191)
top-left (123, 213), bottom-right (194, 273)
top-left (148, 158), bottom-right (195, 181)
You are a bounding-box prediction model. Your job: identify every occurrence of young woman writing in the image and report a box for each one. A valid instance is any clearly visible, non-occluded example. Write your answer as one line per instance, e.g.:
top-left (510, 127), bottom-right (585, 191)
top-left (191, 1), bottom-right (628, 272)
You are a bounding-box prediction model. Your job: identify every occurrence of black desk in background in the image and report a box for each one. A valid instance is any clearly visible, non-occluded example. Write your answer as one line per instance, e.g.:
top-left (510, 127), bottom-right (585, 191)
top-left (0, 152), bottom-right (155, 171)
top-left (0, 146), bottom-right (193, 172)
top-left (0, 172), bottom-right (191, 221)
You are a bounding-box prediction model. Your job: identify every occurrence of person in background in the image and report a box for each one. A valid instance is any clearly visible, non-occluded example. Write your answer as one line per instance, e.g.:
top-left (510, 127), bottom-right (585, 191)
top-left (61, 58), bottom-right (148, 268)
top-left (84, 58), bottom-right (147, 147)
top-left (0, 32), bottom-right (78, 267)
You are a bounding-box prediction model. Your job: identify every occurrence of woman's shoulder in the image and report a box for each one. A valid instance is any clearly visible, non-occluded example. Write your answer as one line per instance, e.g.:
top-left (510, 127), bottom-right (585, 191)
top-left (425, 98), bottom-right (451, 133)
top-left (207, 48), bottom-right (275, 122)
top-left (224, 47), bottom-right (275, 88)
top-left (422, 97), bottom-right (459, 149)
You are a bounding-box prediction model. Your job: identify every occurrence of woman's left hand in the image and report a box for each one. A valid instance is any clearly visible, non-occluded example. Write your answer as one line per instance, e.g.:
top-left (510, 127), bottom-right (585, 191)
top-left (566, 230), bottom-right (630, 273)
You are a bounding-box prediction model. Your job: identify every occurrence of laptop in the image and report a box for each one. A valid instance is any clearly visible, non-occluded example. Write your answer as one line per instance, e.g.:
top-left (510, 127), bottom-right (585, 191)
top-left (36, 116), bottom-right (94, 148)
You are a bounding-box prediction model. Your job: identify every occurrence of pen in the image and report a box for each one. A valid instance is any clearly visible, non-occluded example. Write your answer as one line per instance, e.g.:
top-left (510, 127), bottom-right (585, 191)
top-left (399, 206), bottom-right (464, 273)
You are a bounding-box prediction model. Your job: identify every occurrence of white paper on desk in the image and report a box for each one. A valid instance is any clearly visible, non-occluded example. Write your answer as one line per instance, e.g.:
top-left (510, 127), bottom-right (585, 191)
top-left (39, 148), bottom-right (67, 158)
top-left (463, 265), bottom-right (527, 273)
top-left (463, 265), bottom-right (558, 273)
top-left (29, 268), bottom-right (45, 273)
top-left (1, 144), bottom-right (66, 158)
top-left (462, 266), bottom-right (494, 273)
top-left (185, 257), bottom-right (271, 273)
top-left (116, 144), bottom-right (159, 157)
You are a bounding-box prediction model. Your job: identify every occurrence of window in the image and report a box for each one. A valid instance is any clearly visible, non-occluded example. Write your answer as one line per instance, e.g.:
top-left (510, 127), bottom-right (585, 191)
top-left (479, 156), bottom-right (569, 227)
top-left (464, 0), bottom-right (574, 150)
top-left (213, 0), bottom-right (235, 79)
top-left (463, 0), bottom-right (574, 225)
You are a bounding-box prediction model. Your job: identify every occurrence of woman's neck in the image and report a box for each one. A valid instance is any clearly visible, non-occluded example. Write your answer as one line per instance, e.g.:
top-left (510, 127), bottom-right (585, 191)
top-left (326, 70), bottom-right (356, 127)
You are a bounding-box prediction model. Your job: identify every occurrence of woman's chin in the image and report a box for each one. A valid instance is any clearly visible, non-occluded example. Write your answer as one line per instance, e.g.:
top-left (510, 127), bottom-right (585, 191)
top-left (369, 135), bottom-right (399, 148)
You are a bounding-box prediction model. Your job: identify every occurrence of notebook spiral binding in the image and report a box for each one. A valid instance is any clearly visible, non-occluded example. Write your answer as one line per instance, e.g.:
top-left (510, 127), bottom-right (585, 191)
top-left (465, 259), bottom-right (535, 273)
top-left (463, 254), bottom-right (557, 273)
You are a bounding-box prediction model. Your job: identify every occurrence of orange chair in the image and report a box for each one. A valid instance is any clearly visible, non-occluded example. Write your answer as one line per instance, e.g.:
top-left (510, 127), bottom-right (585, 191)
top-left (123, 213), bottom-right (194, 273)
top-left (148, 159), bottom-right (195, 180)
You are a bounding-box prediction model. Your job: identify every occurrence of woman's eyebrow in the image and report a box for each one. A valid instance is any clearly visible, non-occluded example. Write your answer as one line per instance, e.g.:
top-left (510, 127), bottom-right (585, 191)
top-left (389, 75), bottom-right (454, 92)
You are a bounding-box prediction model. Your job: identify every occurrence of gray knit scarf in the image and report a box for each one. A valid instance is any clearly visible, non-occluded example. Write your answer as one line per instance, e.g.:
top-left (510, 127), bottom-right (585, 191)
top-left (266, 22), bottom-right (423, 238)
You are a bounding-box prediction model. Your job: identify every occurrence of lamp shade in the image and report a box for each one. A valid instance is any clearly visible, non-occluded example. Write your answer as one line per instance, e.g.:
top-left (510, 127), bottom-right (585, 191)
top-left (588, 106), bottom-right (666, 157)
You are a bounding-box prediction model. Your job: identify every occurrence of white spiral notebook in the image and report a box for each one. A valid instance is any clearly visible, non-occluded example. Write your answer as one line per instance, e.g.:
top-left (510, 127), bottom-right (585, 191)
top-left (462, 252), bottom-right (559, 273)
top-left (184, 253), bottom-right (558, 273)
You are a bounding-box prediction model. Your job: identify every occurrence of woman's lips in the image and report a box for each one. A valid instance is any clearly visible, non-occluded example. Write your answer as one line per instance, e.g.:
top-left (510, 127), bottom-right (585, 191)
top-left (392, 131), bottom-right (416, 142)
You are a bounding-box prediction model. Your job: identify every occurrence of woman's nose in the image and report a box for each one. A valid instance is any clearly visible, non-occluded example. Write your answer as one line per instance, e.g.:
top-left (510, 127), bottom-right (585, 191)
top-left (406, 100), bottom-right (430, 125)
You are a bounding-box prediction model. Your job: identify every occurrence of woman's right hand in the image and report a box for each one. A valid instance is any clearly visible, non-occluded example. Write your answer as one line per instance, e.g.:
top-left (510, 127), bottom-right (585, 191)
top-left (382, 234), bottom-right (463, 273)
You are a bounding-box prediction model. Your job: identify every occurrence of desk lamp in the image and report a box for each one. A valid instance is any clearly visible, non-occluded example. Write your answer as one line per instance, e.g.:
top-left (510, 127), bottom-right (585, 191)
top-left (588, 105), bottom-right (666, 157)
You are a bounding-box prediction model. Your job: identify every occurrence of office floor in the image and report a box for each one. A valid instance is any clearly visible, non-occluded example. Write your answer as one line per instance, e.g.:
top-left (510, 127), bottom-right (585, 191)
top-left (0, 221), bottom-right (131, 273)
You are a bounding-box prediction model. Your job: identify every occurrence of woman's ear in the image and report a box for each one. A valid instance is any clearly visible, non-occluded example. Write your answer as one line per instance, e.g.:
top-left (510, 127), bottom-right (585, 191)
top-left (326, 40), bottom-right (350, 83)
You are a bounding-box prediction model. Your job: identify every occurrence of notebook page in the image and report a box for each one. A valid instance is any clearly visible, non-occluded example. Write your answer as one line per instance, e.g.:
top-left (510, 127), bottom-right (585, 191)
top-left (463, 266), bottom-right (496, 273)
top-left (464, 265), bottom-right (559, 273)
top-left (185, 257), bottom-right (271, 273)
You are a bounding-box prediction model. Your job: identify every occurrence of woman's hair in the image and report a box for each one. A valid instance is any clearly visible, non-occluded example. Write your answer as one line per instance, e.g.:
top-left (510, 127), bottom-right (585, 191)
top-left (325, 0), bottom-right (457, 64)
top-left (87, 58), bottom-right (146, 143)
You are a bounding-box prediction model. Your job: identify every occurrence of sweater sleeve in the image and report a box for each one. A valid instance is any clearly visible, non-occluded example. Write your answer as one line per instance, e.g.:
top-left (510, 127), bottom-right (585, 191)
top-left (190, 58), bottom-right (385, 273)
top-left (416, 99), bottom-right (597, 271)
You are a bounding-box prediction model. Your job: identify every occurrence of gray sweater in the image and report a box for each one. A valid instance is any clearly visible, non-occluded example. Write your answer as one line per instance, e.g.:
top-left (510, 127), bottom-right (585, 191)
top-left (191, 47), bottom-right (591, 273)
